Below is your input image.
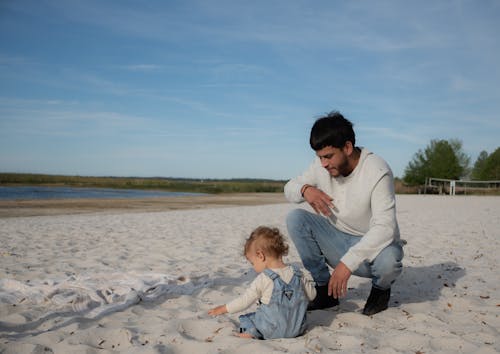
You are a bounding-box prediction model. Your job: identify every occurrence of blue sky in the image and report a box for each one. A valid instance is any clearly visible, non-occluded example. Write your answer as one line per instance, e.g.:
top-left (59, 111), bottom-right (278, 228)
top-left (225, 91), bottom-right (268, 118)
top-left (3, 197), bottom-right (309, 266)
top-left (1, 1), bottom-right (499, 180)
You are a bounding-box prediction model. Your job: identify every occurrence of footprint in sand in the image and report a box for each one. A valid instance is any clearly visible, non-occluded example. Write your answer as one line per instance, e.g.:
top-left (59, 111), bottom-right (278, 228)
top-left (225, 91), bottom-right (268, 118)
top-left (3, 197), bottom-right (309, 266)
top-left (65, 327), bottom-right (135, 350)
top-left (177, 318), bottom-right (232, 342)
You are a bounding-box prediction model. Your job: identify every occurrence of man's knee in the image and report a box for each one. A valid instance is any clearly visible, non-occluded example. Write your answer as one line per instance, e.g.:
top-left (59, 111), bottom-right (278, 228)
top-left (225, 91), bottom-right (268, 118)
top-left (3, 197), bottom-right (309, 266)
top-left (373, 244), bottom-right (404, 285)
top-left (286, 208), bottom-right (310, 230)
top-left (380, 254), bottom-right (403, 278)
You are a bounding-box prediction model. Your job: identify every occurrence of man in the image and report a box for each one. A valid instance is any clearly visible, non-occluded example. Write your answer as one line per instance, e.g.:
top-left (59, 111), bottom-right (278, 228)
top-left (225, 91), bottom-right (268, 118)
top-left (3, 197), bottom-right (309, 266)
top-left (284, 111), bottom-right (404, 315)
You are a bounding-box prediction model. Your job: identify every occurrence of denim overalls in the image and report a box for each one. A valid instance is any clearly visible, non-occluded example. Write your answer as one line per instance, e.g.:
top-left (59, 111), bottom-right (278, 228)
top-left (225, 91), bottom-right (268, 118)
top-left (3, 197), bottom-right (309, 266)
top-left (238, 266), bottom-right (309, 339)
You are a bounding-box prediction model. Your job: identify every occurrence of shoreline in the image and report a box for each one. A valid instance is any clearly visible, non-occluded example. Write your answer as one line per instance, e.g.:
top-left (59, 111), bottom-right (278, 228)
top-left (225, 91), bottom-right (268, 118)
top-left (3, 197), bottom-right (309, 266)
top-left (0, 192), bottom-right (287, 218)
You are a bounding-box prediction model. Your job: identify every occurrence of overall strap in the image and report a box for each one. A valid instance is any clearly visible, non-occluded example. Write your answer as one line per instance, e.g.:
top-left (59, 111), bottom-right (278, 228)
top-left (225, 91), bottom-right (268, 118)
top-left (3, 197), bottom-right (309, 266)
top-left (263, 268), bottom-right (279, 281)
top-left (290, 264), bottom-right (303, 278)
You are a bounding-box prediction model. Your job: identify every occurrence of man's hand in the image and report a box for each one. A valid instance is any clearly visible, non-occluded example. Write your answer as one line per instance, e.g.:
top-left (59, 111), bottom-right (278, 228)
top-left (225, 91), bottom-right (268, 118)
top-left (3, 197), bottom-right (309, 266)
top-left (328, 262), bottom-right (352, 299)
top-left (303, 185), bottom-right (335, 216)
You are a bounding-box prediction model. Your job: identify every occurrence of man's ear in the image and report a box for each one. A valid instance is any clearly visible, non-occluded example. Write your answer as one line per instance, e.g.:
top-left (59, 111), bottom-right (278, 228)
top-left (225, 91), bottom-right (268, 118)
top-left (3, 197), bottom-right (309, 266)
top-left (343, 141), bottom-right (354, 156)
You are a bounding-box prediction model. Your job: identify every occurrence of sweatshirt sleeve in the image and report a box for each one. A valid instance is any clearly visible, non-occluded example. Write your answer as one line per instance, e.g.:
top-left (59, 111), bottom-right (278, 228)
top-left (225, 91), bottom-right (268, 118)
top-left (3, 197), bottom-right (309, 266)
top-left (301, 269), bottom-right (317, 301)
top-left (340, 172), bottom-right (399, 271)
top-left (284, 159), bottom-right (319, 203)
top-left (225, 275), bottom-right (266, 314)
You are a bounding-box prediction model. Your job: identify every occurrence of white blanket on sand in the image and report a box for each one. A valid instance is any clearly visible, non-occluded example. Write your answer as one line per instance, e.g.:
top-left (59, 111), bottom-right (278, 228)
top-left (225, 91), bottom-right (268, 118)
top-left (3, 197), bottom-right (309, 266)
top-left (0, 272), bottom-right (211, 335)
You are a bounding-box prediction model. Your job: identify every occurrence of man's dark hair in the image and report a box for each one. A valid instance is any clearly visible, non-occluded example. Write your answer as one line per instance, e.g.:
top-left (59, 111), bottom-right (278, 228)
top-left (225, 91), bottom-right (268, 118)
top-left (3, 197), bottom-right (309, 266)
top-left (309, 111), bottom-right (356, 151)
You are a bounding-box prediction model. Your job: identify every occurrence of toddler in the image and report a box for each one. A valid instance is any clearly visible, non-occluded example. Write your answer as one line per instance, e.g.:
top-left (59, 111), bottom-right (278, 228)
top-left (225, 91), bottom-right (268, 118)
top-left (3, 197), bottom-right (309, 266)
top-left (208, 226), bottom-right (317, 339)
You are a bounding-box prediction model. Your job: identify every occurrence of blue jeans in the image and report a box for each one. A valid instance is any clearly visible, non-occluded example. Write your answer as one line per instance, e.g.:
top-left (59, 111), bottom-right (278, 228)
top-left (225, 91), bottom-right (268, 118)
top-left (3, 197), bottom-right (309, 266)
top-left (286, 209), bottom-right (403, 290)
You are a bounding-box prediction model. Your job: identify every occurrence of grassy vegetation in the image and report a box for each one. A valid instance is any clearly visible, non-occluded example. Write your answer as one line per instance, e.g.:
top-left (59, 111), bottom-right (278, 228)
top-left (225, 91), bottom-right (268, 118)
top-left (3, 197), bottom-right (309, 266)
top-left (2, 173), bottom-right (497, 196)
top-left (0, 173), bottom-right (286, 194)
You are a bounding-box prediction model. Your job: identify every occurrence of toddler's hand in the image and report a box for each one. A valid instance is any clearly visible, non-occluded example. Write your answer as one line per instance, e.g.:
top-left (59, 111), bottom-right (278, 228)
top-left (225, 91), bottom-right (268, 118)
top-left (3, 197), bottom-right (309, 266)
top-left (208, 305), bottom-right (228, 316)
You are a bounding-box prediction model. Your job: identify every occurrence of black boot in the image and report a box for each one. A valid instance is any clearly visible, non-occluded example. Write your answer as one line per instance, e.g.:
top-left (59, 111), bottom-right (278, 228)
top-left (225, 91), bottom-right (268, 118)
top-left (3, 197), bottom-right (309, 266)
top-left (362, 286), bottom-right (391, 316)
top-left (308, 285), bottom-right (339, 310)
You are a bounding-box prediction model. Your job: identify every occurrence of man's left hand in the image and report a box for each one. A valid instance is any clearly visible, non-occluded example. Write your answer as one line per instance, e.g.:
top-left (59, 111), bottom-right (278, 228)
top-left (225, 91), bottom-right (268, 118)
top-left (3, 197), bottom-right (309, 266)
top-left (328, 262), bottom-right (352, 299)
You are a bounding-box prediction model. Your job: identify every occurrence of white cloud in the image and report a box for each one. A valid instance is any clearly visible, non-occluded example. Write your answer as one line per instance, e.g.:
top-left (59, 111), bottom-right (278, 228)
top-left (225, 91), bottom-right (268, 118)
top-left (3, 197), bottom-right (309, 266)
top-left (358, 126), bottom-right (426, 145)
top-left (121, 64), bottom-right (163, 72)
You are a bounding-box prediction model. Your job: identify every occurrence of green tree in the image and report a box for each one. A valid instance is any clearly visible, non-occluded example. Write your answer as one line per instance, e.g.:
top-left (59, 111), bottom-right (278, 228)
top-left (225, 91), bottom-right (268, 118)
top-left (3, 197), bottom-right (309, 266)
top-left (471, 150), bottom-right (489, 180)
top-left (477, 147), bottom-right (500, 180)
top-left (449, 138), bottom-right (471, 177)
top-left (403, 139), bottom-right (469, 185)
top-left (403, 149), bottom-right (428, 186)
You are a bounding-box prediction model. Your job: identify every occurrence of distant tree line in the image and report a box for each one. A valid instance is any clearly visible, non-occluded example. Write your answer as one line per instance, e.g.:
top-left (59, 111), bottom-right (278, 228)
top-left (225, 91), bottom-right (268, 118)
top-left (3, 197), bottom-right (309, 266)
top-left (403, 139), bottom-right (500, 185)
top-left (0, 174), bottom-right (286, 193)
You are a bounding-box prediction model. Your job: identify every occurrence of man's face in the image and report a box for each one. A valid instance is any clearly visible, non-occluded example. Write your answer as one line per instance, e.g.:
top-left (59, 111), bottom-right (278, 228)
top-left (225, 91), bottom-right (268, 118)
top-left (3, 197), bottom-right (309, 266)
top-left (316, 145), bottom-right (350, 177)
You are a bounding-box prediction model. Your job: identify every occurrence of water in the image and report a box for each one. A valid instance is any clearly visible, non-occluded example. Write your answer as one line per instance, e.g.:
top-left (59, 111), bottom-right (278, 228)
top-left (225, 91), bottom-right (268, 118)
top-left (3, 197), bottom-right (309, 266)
top-left (0, 186), bottom-right (205, 200)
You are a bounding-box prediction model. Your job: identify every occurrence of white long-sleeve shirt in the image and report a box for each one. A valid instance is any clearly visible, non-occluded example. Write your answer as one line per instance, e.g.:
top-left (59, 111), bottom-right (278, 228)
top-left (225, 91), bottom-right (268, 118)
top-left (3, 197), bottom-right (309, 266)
top-left (284, 148), bottom-right (401, 272)
top-left (226, 265), bottom-right (316, 314)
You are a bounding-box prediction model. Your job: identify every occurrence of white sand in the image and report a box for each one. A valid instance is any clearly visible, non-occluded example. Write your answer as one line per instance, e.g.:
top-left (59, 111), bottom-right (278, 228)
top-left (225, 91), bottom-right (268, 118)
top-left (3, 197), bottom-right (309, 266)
top-left (0, 195), bottom-right (499, 354)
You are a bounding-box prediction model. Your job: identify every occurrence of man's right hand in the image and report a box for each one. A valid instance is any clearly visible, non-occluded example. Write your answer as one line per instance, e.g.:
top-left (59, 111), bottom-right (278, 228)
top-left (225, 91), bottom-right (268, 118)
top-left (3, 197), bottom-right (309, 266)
top-left (303, 186), bottom-right (334, 216)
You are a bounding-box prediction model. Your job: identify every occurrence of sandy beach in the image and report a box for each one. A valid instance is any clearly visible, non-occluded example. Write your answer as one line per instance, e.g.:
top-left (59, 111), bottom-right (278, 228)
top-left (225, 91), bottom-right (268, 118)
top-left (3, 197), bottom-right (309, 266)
top-left (0, 193), bottom-right (287, 218)
top-left (0, 195), bottom-right (499, 353)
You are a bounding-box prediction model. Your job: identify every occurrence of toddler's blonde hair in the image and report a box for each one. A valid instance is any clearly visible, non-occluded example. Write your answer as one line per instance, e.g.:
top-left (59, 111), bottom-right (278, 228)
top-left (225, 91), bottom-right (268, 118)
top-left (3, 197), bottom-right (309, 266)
top-left (244, 226), bottom-right (289, 258)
